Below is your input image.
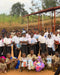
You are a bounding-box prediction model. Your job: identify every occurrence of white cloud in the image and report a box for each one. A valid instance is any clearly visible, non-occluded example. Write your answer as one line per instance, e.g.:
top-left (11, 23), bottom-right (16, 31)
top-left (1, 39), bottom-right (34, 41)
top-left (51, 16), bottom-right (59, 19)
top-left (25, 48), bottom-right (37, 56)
top-left (0, 0), bottom-right (32, 15)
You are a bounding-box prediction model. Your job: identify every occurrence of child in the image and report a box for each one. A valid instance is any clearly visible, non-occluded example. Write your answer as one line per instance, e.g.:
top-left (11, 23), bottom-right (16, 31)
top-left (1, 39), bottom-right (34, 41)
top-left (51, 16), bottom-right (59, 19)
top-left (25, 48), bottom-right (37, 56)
top-left (34, 56), bottom-right (45, 72)
top-left (41, 53), bottom-right (47, 67)
top-left (45, 52), bottom-right (52, 68)
top-left (27, 50), bottom-right (36, 70)
top-left (0, 57), bottom-right (7, 73)
top-left (52, 51), bottom-right (60, 71)
top-left (19, 53), bottom-right (27, 72)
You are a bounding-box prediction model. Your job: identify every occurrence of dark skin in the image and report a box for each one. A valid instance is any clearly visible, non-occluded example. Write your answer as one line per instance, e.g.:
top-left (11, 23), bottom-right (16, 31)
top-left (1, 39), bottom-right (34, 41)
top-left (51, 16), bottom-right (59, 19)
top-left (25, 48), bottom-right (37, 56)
top-left (6, 53), bottom-right (18, 70)
top-left (52, 52), bottom-right (60, 71)
top-left (0, 58), bottom-right (7, 73)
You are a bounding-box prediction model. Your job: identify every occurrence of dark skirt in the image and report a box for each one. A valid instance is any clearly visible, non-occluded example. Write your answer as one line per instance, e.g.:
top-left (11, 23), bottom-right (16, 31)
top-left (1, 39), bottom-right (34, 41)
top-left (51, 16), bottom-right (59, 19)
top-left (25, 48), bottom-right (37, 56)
top-left (21, 45), bottom-right (28, 56)
top-left (7, 46), bottom-right (11, 54)
top-left (36, 42), bottom-right (39, 56)
top-left (40, 43), bottom-right (46, 54)
top-left (3, 46), bottom-right (7, 57)
top-left (48, 47), bottom-right (53, 55)
top-left (0, 47), bottom-right (3, 56)
top-left (29, 44), bottom-right (36, 55)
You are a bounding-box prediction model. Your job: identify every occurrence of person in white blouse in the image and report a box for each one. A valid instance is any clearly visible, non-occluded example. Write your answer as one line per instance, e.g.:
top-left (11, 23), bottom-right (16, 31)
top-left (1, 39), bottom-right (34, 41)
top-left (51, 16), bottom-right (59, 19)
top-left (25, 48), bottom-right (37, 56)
top-left (4, 33), bottom-right (12, 54)
top-left (20, 33), bottom-right (28, 56)
top-left (46, 34), bottom-right (54, 55)
top-left (38, 31), bottom-right (46, 54)
top-left (28, 33), bottom-right (37, 55)
top-left (12, 32), bottom-right (21, 58)
top-left (0, 35), bottom-right (4, 56)
top-left (44, 28), bottom-right (53, 39)
top-left (33, 30), bottom-right (40, 56)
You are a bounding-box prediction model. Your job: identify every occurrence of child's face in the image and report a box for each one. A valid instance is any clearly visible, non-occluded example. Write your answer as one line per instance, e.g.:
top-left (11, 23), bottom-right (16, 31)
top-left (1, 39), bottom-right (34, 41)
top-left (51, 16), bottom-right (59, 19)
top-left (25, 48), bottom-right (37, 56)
top-left (41, 53), bottom-right (45, 58)
top-left (55, 52), bottom-right (59, 57)
top-left (30, 50), bottom-right (34, 55)
top-left (7, 53), bottom-right (11, 59)
top-left (22, 53), bottom-right (26, 58)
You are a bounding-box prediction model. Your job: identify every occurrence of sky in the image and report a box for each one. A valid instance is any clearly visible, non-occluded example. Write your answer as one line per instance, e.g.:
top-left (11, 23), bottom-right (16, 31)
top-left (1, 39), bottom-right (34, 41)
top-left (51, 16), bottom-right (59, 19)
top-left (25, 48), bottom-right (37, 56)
top-left (0, 0), bottom-right (32, 15)
top-left (0, 0), bottom-right (60, 15)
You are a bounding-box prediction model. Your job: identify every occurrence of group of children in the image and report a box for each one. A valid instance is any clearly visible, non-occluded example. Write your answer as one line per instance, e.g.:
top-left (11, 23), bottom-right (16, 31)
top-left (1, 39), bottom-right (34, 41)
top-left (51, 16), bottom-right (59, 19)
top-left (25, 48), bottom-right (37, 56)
top-left (0, 28), bottom-right (60, 74)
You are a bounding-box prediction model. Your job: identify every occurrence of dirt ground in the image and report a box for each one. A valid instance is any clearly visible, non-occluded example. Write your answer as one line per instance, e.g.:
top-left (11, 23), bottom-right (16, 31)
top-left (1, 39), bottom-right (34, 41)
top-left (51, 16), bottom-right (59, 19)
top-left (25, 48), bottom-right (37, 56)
top-left (0, 70), bottom-right (55, 75)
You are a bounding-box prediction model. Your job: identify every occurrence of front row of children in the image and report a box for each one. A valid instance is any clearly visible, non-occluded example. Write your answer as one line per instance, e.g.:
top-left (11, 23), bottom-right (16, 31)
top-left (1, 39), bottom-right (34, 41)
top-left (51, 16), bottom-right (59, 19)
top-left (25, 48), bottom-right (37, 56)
top-left (0, 50), bottom-right (60, 73)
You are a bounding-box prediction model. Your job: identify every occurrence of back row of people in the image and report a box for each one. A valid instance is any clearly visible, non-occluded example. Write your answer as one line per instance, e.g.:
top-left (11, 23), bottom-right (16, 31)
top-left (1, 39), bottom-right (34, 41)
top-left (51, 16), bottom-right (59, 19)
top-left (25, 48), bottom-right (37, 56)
top-left (0, 28), bottom-right (60, 58)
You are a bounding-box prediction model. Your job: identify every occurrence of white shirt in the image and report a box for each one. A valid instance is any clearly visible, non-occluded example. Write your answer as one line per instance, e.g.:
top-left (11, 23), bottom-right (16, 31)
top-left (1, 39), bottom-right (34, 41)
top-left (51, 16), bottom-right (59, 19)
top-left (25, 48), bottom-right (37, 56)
top-left (46, 38), bottom-right (54, 48)
top-left (12, 35), bottom-right (17, 42)
top-left (28, 37), bottom-right (37, 44)
top-left (38, 35), bottom-right (46, 43)
top-left (44, 32), bottom-right (53, 39)
top-left (0, 39), bottom-right (4, 47)
top-left (13, 36), bottom-right (20, 44)
top-left (4, 37), bottom-right (12, 45)
top-left (20, 37), bottom-right (28, 42)
top-left (33, 34), bottom-right (40, 39)
top-left (52, 35), bottom-right (59, 41)
top-left (26, 33), bottom-right (31, 39)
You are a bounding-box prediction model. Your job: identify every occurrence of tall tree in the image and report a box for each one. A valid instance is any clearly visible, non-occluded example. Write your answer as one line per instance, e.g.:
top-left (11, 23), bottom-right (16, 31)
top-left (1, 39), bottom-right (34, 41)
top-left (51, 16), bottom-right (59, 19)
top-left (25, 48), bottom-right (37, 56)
top-left (30, 0), bottom-right (41, 13)
top-left (42, 0), bottom-right (60, 9)
top-left (10, 2), bottom-right (28, 16)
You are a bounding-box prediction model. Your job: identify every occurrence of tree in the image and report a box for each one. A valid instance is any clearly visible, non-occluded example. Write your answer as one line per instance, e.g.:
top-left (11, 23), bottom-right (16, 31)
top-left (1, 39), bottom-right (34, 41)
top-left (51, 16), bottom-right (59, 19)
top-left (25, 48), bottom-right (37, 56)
top-left (30, 0), bottom-right (41, 13)
top-left (10, 2), bottom-right (28, 17)
top-left (42, 0), bottom-right (60, 9)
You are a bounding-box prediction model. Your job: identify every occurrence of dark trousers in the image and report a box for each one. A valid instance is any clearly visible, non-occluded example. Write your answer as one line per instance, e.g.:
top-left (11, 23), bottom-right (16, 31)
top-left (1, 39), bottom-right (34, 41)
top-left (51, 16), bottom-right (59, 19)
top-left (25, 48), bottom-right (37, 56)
top-left (36, 42), bottom-right (39, 56)
top-left (15, 48), bottom-right (20, 58)
top-left (40, 43), bottom-right (46, 54)
top-left (55, 66), bottom-right (60, 75)
top-left (29, 44), bottom-right (36, 55)
top-left (48, 47), bottom-right (53, 55)
top-left (13, 44), bottom-right (16, 57)
top-left (3, 46), bottom-right (7, 57)
top-left (0, 47), bottom-right (3, 56)
top-left (21, 45), bottom-right (28, 56)
top-left (7, 46), bottom-right (11, 54)
top-left (57, 45), bottom-right (60, 54)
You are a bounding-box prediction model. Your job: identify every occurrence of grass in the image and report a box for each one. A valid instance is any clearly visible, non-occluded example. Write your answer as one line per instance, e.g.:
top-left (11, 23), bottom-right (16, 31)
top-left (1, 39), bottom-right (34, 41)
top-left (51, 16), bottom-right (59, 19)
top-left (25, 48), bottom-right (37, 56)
top-left (0, 14), bottom-right (60, 31)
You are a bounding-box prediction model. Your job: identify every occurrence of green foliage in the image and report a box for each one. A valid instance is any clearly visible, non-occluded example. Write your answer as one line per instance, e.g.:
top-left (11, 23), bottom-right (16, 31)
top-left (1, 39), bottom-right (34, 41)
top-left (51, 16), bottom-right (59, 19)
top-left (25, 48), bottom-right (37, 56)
top-left (10, 2), bottom-right (28, 17)
top-left (42, 0), bottom-right (60, 9)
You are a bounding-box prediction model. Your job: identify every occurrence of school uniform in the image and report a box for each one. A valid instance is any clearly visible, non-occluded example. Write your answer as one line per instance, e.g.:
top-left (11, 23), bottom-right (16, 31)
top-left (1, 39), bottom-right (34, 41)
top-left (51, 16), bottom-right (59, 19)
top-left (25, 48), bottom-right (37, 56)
top-left (0, 39), bottom-right (4, 56)
top-left (46, 38), bottom-right (54, 55)
top-left (20, 37), bottom-right (28, 56)
top-left (38, 35), bottom-right (46, 54)
top-left (3, 37), bottom-right (8, 56)
top-left (34, 34), bottom-right (40, 55)
top-left (13, 36), bottom-right (20, 58)
top-left (4, 37), bottom-right (12, 54)
top-left (44, 32), bottom-right (53, 39)
top-left (57, 35), bottom-right (60, 54)
top-left (26, 33), bottom-right (31, 39)
top-left (28, 37), bottom-right (37, 55)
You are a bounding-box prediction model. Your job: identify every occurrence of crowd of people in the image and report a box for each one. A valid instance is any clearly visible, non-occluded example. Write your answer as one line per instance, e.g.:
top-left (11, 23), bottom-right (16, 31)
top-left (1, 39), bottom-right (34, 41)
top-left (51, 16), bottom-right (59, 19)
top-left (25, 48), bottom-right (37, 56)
top-left (0, 28), bottom-right (60, 75)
